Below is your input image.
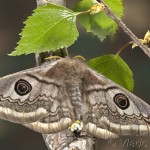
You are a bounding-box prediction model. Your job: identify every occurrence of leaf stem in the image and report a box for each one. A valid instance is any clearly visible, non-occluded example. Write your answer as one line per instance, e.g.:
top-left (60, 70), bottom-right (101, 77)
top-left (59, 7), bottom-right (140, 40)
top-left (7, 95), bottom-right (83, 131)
top-left (116, 42), bottom-right (133, 55)
top-left (75, 10), bottom-right (91, 16)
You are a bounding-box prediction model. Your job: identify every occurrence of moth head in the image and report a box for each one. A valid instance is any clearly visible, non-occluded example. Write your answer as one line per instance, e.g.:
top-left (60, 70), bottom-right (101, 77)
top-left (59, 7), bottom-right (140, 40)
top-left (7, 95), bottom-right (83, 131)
top-left (14, 79), bottom-right (32, 96)
top-left (113, 93), bottom-right (130, 110)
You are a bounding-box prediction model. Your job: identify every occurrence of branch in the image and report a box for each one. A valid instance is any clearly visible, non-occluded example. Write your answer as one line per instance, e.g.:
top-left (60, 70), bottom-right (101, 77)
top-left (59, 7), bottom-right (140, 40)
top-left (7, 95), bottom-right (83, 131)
top-left (35, 0), bottom-right (95, 150)
top-left (36, 0), bottom-right (66, 6)
top-left (42, 131), bottom-right (95, 150)
top-left (35, 1), bottom-right (69, 65)
top-left (99, 0), bottom-right (150, 58)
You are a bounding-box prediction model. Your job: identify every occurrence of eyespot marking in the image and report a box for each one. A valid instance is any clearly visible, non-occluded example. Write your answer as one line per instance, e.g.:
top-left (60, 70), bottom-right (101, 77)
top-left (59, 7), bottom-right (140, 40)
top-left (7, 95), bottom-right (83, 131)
top-left (14, 79), bottom-right (32, 96)
top-left (114, 93), bottom-right (130, 110)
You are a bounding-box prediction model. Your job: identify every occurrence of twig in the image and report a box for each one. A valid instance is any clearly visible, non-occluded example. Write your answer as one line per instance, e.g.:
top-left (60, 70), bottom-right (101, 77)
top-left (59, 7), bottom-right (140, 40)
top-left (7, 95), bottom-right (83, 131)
top-left (99, 0), bottom-right (150, 58)
top-left (35, 0), bottom-right (95, 150)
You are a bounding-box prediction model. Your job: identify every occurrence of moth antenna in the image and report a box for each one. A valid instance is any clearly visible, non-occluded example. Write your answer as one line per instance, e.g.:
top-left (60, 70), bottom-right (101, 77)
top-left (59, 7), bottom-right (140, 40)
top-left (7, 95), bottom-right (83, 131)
top-left (44, 55), bottom-right (62, 61)
top-left (73, 55), bottom-right (86, 62)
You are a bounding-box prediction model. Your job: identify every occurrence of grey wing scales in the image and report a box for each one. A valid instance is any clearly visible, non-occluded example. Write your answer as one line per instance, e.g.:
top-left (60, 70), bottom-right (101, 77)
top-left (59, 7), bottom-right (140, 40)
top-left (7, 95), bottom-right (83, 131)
top-left (0, 61), bottom-right (74, 133)
top-left (24, 83), bottom-right (74, 134)
top-left (83, 68), bottom-right (150, 139)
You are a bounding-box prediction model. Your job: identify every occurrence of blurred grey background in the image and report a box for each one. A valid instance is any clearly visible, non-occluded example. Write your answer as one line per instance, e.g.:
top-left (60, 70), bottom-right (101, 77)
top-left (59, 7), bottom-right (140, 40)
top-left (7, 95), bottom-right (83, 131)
top-left (0, 0), bottom-right (150, 150)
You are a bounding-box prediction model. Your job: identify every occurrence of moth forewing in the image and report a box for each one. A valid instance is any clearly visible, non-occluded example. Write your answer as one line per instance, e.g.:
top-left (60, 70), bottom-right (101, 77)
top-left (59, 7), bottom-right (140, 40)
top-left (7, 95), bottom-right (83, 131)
top-left (0, 58), bottom-right (149, 138)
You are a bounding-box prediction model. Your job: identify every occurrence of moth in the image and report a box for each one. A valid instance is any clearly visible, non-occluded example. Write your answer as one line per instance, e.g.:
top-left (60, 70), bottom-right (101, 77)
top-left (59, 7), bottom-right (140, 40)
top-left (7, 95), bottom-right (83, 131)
top-left (0, 57), bottom-right (149, 139)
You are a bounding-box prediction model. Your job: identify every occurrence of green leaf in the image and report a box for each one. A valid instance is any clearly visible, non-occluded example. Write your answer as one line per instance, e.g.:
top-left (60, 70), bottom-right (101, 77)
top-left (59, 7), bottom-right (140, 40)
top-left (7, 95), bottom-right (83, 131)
top-left (88, 54), bottom-right (134, 92)
top-left (10, 4), bottom-right (78, 56)
top-left (74, 0), bottom-right (123, 41)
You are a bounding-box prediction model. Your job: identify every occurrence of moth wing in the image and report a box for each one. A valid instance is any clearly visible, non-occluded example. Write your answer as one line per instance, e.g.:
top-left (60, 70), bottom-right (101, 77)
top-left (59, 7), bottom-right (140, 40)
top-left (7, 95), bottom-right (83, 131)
top-left (0, 60), bottom-right (74, 133)
top-left (83, 68), bottom-right (150, 139)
